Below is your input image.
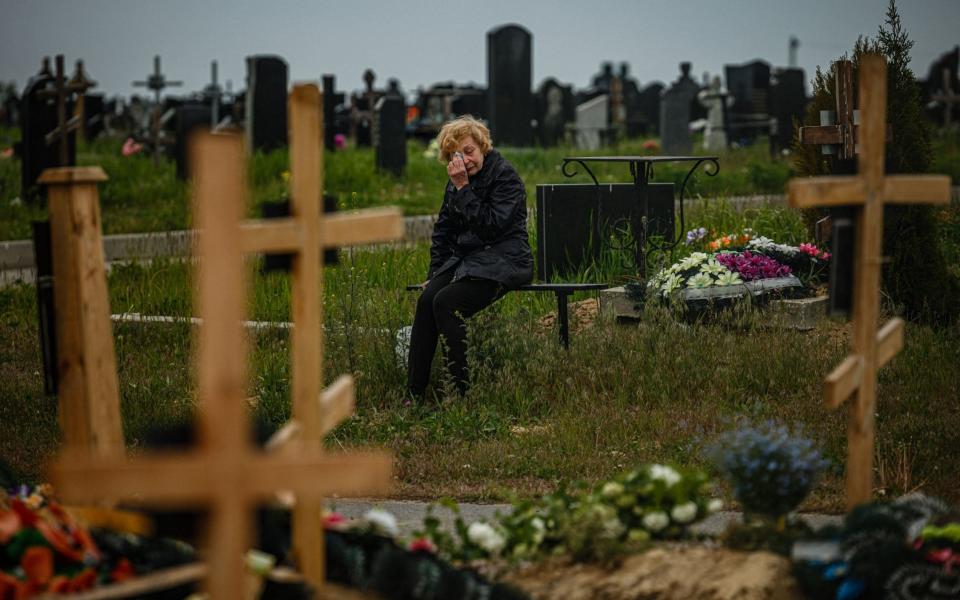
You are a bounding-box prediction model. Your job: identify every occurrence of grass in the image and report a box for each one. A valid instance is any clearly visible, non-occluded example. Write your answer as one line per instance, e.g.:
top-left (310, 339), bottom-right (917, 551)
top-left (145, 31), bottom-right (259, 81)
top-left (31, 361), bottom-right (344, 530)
top-left (1, 128), bottom-right (958, 511)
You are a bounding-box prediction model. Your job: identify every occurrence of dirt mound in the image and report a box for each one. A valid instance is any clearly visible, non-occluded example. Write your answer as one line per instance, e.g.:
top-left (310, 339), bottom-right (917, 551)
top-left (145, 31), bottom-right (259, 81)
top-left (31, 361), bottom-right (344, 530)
top-left (504, 545), bottom-right (803, 600)
top-left (537, 298), bottom-right (599, 333)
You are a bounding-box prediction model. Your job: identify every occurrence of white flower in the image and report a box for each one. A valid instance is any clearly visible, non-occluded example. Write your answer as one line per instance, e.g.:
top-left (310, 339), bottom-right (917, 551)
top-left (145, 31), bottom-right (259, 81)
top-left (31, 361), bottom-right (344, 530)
top-left (649, 464), bottom-right (681, 487)
top-left (715, 271), bottom-right (744, 286)
top-left (530, 517), bottom-right (546, 544)
top-left (686, 272), bottom-right (714, 288)
top-left (467, 521), bottom-right (506, 555)
top-left (699, 259), bottom-right (727, 276)
top-left (601, 518), bottom-right (625, 539)
top-left (601, 481), bottom-right (625, 498)
top-left (661, 273), bottom-right (683, 297)
top-left (707, 498), bottom-right (724, 514)
top-left (642, 511), bottom-right (670, 532)
top-left (678, 252), bottom-right (709, 270)
top-left (363, 508), bottom-right (399, 537)
top-left (670, 501), bottom-right (698, 524)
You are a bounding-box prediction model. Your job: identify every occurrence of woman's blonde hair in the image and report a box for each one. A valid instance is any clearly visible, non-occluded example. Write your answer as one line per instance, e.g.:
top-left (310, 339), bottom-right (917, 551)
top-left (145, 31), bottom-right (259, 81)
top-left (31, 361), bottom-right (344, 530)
top-left (435, 115), bottom-right (492, 163)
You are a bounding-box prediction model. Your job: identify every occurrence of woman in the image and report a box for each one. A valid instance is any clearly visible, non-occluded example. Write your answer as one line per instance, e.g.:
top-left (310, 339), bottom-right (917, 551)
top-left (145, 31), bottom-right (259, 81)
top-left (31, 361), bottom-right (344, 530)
top-left (407, 116), bottom-right (533, 397)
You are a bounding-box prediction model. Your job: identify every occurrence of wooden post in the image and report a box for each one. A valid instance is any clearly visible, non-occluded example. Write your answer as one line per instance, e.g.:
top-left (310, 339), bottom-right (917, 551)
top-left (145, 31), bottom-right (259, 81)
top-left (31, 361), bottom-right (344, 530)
top-left (51, 83), bottom-right (402, 596)
top-left (39, 166), bottom-right (124, 459)
top-left (787, 54), bottom-right (950, 509)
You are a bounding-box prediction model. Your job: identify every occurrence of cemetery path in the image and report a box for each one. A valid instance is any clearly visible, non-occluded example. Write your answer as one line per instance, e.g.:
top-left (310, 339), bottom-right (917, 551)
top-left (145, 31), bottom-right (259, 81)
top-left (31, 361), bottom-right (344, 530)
top-left (329, 498), bottom-right (841, 538)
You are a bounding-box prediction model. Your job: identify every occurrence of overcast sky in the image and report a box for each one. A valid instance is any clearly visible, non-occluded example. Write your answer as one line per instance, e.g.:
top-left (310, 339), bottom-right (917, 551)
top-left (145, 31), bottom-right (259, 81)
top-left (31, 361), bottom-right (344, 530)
top-left (1, 0), bottom-right (956, 100)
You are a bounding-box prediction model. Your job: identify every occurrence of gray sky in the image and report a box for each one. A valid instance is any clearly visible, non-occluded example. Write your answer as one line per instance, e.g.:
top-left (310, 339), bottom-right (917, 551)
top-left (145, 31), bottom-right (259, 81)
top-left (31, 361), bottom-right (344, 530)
top-left (1, 0), bottom-right (956, 99)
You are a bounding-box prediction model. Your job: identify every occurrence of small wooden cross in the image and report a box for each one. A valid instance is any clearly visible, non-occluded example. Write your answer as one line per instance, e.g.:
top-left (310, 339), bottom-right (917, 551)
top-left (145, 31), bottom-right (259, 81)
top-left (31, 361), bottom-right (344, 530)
top-left (132, 56), bottom-right (182, 165)
top-left (50, 84), bottom-right (402, 597)
top-left (788, 54), bottom-right (951, 509)
top-left (799, 59), bottom-right (891, 160)
top-left (931, 68), bottom-right (960, 129)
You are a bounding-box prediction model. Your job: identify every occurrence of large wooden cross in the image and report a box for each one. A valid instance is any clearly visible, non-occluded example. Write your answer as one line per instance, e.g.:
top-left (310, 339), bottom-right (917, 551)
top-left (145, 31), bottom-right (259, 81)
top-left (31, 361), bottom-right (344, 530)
top-left (788, 54), bottom-right (951, 509)
top-left (50, 83), bottom-right (403, 597)
top-left (37, 56), bottom-right (95, 166)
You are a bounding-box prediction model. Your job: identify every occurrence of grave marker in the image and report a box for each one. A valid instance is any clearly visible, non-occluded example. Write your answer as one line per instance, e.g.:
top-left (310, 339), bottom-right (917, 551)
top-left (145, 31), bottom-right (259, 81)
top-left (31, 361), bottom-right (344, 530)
top-left (132, 56), bottom-right (182, 164)
top-left (931, 68), bottom-right (960, 129)
top-left (660, 62), bottom-right (699, 154)
top-left (787, 54), bottom-right (950, 509)
top-left (487, 24), bottom-right (533, 146)
top-left (374, 85), bottom-right (407, 176)
top-left (245, 55), bottom-right (289, 152)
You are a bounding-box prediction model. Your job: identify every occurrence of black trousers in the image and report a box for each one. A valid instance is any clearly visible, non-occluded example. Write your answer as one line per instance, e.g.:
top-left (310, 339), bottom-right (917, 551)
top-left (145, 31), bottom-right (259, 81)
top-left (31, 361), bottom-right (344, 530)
top-left (407, 269), bottom-right (502, 395)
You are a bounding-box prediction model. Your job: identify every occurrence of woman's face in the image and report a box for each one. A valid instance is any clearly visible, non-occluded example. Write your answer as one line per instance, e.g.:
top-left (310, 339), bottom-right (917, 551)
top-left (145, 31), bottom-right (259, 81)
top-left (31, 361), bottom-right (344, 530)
top-left (453, 136), bottom-right (484, 177)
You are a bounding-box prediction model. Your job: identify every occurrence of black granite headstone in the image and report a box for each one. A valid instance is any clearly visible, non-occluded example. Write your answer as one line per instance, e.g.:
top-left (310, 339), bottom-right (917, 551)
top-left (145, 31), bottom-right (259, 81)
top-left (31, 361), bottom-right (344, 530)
top-left (174, 104), bottom-right (212, 180)
top-left (487, 24), bottom-right (533, 146)
top-left (535, 78), bottom-right (574, 147)
top-left (18, 65), bottom-right (75, 204)
top-left (769, 68), bottom-right (806, 151)
top-left (245, 55), bottom-right (288, 152)
top-left (636, 82), bottom-right (664, 136)
top-left (724, 59), bottom-right (771, 145)
top-left (374, 90), bottom-right (407, 176)
top-left (535, 183), bottom-right (675, 280)
top-left (322, 75), bottom-right (342, 151)
top-left (659, 63), bottom-right (699, 155)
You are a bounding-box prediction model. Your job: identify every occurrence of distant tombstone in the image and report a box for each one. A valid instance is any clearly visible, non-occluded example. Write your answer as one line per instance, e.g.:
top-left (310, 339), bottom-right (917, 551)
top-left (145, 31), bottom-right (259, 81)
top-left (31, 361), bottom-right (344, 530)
top-left (619, 63), bottom-right (646, 138)
top-left (18, 59), bottom-right (74, 204)
top-left (635, 82), bottom-right (664, 135)
top-left (0, 84), bottom-right (19, 128)
top-left (322, 75), bottom-right (345, 151)
top-left (245, 55), bottom-right (288, 152)
top-left (697, 76), bottom-right (731, 151)
top-left (535, 78), bottom-right (574, 147)
top-left (769, 67), bottom-right (806, 150)
top-left (374, 85), bottom-right (407, 176)
top-left (724, 59), bottom-right (771, 144)
top-left (83, 93), bottom-right (105, 140)
top-left (660, 62), bottom-right (699, 154)
top-left (575, 94), bottom-right (609, 150)
top-left (487, 24), bottom-right (533, 146)
top-left (451, 85), bottom-right (488, 119)
top-left (535, 183), bottom-right (675, 280)
top-left (174, 103), bottom-right (212, 179)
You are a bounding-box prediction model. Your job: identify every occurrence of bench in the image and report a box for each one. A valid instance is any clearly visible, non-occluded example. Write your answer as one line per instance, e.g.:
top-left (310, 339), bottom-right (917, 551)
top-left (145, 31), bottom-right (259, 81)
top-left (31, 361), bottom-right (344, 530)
top-left (406, 282), bottom-right (609, 348)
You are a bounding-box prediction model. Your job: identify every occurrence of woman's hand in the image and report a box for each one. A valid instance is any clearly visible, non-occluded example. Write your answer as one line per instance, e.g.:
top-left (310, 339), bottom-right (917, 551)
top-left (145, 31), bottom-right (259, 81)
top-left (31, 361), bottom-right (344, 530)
top-left (447, 153), bottom-right (469, 190)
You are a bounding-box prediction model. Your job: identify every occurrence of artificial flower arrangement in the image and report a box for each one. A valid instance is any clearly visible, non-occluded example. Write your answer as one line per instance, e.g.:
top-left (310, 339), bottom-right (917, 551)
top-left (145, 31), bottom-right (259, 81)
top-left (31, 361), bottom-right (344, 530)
top-left (791, 494), bottom-right (960, 599)
top-left (412, 463), bottom-right (722, 564)
top-left (647, 230), bottom-right (831, 302)
top-left (0, 483), bottom-right (195, 598)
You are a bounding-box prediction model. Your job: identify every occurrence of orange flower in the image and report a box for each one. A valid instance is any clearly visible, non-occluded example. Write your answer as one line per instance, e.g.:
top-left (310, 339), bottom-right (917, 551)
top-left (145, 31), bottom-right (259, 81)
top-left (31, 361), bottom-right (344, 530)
top-left (21, 546), bottom-right (53, 585)
top-left (69, 568), bottom-right (97, 592)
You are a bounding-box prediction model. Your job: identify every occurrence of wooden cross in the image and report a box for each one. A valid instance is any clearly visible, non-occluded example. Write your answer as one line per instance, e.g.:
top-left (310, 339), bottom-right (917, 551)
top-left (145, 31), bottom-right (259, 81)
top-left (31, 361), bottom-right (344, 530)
top-left (799, 59), bottom-right (891, 160)
top-left (50, 83), bottom-right (403, 597)
top-left (788, 54), bottom-right (951, 509)
top-left (931, 68), bottom-right (960, 129)
top-left (37, 55), bottom-right (94, 166)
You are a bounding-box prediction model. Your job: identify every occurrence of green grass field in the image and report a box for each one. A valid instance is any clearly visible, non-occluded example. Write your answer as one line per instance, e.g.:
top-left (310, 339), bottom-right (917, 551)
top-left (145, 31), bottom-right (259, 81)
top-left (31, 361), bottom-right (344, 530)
top-left (1, 131), bottom-right (959, 510)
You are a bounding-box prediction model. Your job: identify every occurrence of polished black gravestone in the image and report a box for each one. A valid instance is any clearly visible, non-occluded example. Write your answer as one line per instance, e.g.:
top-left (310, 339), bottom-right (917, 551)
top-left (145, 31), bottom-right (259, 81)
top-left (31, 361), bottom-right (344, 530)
top-left (635, 82), bottom-right (664, 136)
top-left (724, 59), bottom-right (771, 145)
top-left (83, 93), bottom-right (105, 140)
top-left (374, 90), bottom-right (407, 176)
top-left (245, 55), bottom-right (288, 152)
top-left (659, 63), bottom-right (699, 155)
top-left (322, 74), bottom-right (346, 151)
top-left (535, 183), bottom-right (674, 280)
top-left (487, 24), bottom-right (533, 146)
top-left (769, 67), bottom-right (807, 151)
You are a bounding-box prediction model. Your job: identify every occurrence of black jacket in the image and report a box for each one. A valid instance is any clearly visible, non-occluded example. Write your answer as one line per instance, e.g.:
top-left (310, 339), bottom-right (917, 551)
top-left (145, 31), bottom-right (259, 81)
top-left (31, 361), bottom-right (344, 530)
top-left (428, 149), bottom-right (534, 289)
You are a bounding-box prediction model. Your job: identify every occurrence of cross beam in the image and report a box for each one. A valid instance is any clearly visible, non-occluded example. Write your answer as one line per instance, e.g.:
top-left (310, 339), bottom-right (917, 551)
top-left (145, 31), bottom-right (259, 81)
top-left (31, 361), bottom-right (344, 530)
top-left (51, 83), bottom-right (402, 596)
top-left (787, 54), bottom-right (950, 509)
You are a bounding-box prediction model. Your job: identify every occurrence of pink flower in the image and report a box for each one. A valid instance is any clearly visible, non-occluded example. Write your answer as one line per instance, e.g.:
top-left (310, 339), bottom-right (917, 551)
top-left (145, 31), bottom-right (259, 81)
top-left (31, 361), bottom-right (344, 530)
top-left (334, 134), bottom-right (347, 150)
top-left (408, 537), bottom-right (436, 553)
top-left (322, 512), bottom-right (347, 529)
top-left (642, 139), bottom-right (660, 151)
top-left (122, 138), bottom-right (143, 156)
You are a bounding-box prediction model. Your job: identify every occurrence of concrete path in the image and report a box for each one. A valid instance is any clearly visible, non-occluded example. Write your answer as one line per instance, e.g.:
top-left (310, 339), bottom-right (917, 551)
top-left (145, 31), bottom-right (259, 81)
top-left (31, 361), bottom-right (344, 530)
top-left (327, 498), bottom-right (842, 538)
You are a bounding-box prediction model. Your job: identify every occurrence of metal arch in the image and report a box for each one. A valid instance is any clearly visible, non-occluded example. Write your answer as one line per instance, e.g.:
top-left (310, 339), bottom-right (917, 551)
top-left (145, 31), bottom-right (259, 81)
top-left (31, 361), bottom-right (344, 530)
top-left (561, 158), bottom-right (599, 187)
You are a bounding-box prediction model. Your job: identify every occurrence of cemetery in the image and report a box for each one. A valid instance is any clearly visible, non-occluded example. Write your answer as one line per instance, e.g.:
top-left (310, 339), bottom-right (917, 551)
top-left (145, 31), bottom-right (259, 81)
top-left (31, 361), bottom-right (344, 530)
top-left (1, 2), bottom-right (959, 598)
